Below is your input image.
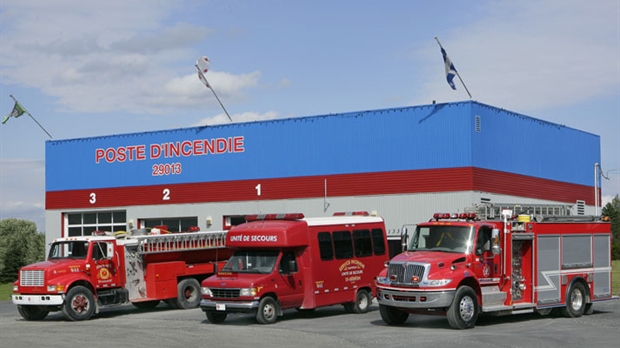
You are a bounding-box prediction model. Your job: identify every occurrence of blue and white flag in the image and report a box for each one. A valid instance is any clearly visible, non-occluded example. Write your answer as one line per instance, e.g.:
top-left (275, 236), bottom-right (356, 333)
top-left (440, 47), bottom-right (457, 90)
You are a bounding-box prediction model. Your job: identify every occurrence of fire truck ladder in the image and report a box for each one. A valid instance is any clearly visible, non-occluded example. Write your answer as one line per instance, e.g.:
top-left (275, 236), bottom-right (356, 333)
top-left (467, 203), bottom-right (575, 221)
top-left (135, 231), bottom-right (228, 254)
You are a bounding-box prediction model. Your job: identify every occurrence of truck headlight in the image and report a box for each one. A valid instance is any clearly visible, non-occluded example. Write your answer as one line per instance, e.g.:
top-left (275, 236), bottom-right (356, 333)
top-left (13, 285), bottom-right (19, 293)
top-left (201, 287), bottom-right (213, 297)
top-left (46, 285), bottom-right (65, 293)
top-left (239, 288), bottom-right (257, 297)
top-left (423, 279), bottom-right (452, 287)
top-left (376, 276), bottom-right (390, 285)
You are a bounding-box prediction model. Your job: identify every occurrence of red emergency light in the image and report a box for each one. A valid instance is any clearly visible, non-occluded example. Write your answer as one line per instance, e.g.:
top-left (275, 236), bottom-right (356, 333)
top-left (245, 213), bottom-right (305, 222)
top-left (333, 211), bottom-right (370, 216)
top-left (433, 213), bottom-right (477, 221)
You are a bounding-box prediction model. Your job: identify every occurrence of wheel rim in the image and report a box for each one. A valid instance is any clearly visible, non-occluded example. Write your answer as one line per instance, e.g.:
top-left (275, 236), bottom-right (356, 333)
top-left (71, 294), bottom-right (90, 314)
top-left (263, 302), bottom-right (276, 320)
top-left (570, 288), bottom-right (583, 310)
top-left (459, 295), bottom-right (475, 321)
top-left (184, 286), bottom-right (197, 301)
top-left (358, 294), bottom-right (368, 310)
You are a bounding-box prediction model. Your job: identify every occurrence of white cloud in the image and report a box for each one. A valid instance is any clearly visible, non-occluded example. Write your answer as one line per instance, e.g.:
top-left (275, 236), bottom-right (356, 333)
top-left (0, 0), bottom-right (260, 115)
top-left (0, 159), bottom-right (46, 231)
top-left (412, 0), bottom-right (619, 114)
top-left (192, 110), bottom-right (280, 127)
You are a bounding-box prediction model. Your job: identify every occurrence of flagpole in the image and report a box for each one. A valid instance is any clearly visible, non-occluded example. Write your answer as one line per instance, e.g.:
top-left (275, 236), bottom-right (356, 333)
top-left (434, 36), bottom-right (473, 99)
top-left (195, 65), bottom-right (233, 123)
top-left (9, 95), bottom-right (53, 139)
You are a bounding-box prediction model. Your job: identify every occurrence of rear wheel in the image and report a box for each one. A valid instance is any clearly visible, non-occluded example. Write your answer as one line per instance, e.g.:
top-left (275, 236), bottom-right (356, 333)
top-left (379, 304), bottom-right (409, 325)
top-left (351, 289), bottom-right (371, 314)
top-left (62, 286), bottom-right (96, 321)
top-left (175, 278), bottom-right (202, 309)
top-left (17, 305), bottom-right (49, 321)
top-left (560, 282), bottom-right (586, 318)
top-left (206, 311), bottom-right (227, 323)
top-left (447, 286), bottom-right (478, 329)
top-left (256, 297), bottom-right (278, 324)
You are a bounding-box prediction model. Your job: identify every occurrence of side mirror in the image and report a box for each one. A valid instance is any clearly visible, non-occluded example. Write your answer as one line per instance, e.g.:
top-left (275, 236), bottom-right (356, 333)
top-left (491, 228), bottom-right (501, 255)
top-left (288, 260), bottom-right (298, 273)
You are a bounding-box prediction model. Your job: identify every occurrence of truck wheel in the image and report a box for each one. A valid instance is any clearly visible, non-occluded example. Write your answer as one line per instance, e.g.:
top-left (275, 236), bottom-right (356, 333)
top-left (132, 300), bottom-right (160, 309)
top-left (165, 299), bottom-right (179, 309)
top-left (351, 289), bottom-right (371, 314)
top-left (17, 305), bottom-right (49, 321)
top-left (447, 286), bottom-right (478, 329)
top-left (256, 297), bottom-right (278, 324)
top-left (62, 285), bottom-right (96, 321)
top-left (379, 304), bottom-right (409, 325)
top-left (175, 278), bottom-right (201, 309)
top-left (560, 282), bottom-right (586, 318)
top-left (206, 311), bottom-right (227, 323)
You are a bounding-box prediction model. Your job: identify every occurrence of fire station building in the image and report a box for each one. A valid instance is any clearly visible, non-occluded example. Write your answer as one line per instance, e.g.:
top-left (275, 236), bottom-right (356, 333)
top-left (44, 100), bottom-right (602, 254)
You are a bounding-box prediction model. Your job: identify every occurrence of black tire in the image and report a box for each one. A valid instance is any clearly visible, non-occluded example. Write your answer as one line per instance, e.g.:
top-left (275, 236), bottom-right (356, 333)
top-left (584, 303), bottom-right (594, 315)
top-left (447, 286), bottom-right (479, 329)
top-left (379, 304), bottom-right (409, 325)
top-left (256, 297), bottom-right (278, 324)
top-left (17, 305), bottom-right (49, 321)
top-left (560, 282), bottom-right (587, 318)
top-left (351, 289), bottom-right (371, 314)
top-left (175, 278), bottom-right (202, 309)
top-left (62, 285), bottom-right (96, 321)
top-left (132, 300), bottom-right (160, 309)
top-left (206, 311), bottom-right (228, 323)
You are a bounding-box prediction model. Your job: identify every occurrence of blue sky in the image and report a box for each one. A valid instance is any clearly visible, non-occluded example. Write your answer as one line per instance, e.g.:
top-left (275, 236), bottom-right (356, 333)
top-left (1, 0), bottom-right (619, 231)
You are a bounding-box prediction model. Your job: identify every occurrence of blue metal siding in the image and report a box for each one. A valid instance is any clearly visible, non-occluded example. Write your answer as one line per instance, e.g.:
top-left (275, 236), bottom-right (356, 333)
top-left (45, 102), bottom-right (474, 191)
top-left (45, 101), bottom-right (598, 192)
top-left (470, 103), bottom-right (600, 186)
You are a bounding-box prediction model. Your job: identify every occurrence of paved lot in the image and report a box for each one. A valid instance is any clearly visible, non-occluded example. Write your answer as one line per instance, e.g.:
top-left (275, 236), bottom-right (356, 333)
top-left (0, 300), bottom-right (618, 348)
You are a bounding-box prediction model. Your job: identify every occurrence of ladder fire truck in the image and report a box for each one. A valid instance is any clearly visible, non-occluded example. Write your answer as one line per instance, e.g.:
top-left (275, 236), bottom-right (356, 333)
top-left (12, 230), bottom-right (232, 321)
top-left (376, 203), bottom-right (615, 329)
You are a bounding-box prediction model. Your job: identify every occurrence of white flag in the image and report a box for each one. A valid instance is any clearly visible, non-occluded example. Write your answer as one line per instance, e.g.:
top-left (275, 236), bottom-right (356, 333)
top-left (196, 56), bottom-right (210, 88)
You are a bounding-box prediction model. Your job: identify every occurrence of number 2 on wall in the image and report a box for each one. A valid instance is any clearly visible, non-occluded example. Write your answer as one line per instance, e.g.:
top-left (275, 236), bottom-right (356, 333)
top-left (163, 188), bottom-right (170, 200)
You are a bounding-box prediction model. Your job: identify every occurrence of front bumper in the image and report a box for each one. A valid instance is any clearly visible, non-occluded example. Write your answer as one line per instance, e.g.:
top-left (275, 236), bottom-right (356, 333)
top-left (12, 294), bottom-right (64, 306)
top-left (376, 287), bottom-right (455, 309)
top-left (200, 298), bottom-right (259, 313)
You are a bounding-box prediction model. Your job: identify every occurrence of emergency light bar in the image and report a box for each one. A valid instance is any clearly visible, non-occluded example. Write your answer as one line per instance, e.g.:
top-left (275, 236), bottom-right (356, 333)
top-left (245, 213), bottom-right (305, 222)
top-left (333, 211), bottom-right (370, 216)
top-left (432, 213), bottom-right (477, 221)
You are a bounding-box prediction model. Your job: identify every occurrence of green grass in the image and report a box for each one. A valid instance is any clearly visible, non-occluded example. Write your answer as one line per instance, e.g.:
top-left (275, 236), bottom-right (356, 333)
top-left (0, 283), bottom-right (13, 301)
top-left (1, 261), bottom-right (619, 300)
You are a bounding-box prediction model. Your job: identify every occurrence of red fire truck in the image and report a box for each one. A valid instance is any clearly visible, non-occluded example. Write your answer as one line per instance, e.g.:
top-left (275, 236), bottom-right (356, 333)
top-left (376, 204), bottom-right (615, 329)
top-left (200, 212), bottom-right (389, 324)
top-left (12, 230), bottom-right (232, 321)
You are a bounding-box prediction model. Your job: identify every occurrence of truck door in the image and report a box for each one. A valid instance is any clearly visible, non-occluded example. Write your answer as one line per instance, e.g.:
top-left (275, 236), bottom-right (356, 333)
top-left (90, 242), bottom-right (121, 289)
top-left (473, 226), bottom-right (500, 284)
top-left (276, 251), bottom-right (304, 309)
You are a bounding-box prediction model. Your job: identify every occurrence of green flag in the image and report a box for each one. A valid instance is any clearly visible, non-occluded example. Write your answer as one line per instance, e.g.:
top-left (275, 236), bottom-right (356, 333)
top-left (3, 100), bottom-right (26, 124)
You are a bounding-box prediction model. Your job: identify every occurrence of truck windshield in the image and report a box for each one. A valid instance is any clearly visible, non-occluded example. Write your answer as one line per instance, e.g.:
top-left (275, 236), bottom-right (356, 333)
top-left (48, 241), bottom-right (89, 259)
top-left (407, 226), bottom-right (473, 253)
top-left (221, 250), bottom-right (279, 274)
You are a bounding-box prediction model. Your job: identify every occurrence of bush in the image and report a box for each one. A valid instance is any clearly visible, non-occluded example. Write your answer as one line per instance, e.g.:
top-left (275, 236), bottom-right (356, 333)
top-left (0, 219), bottom-right (45, 283)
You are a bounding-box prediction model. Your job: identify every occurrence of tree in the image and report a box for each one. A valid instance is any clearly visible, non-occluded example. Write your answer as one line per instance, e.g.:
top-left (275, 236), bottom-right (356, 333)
top-left (0, 219), bottom-right (46, 283)
top-left (601, 195), bottom-right (620, 260)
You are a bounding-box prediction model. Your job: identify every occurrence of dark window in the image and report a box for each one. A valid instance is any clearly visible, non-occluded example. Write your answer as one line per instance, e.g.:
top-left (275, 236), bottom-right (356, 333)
top-left (318, 232), bottom-right (334, 261)
top-left (65, 211), bottom-right (127, 237)
top-left (372, 228), bottom-right (386, 255)
top-left (143, 217), bottom-right (198, 233)
top-left (333, 230), bottom-right (353, 259)
top-left (353, 229), bottom-right (372, 257)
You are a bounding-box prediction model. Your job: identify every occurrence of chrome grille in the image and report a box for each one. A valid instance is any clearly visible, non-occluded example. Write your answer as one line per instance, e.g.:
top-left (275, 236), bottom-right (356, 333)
top-left (387, 262), bottom-right (426, 284)
top-left (211, 288), bottom-right (240, 299)
top-left (20, 270), bottom-right (44, 286)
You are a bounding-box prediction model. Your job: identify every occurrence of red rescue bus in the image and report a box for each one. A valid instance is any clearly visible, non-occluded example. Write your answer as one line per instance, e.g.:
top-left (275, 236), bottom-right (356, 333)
top-left (200, 212), bottom-right (389, 324)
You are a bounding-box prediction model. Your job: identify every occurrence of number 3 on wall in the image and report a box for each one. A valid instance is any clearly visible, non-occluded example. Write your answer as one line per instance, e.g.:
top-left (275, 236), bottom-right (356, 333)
top-left (163, 188), bottom-right (170, 200)
top-left (89, 192), bottom-right (96, 204)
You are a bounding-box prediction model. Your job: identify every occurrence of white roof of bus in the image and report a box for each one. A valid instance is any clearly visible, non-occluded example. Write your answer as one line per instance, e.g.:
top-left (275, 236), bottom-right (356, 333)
top-left (303, 215), bottom-right (384, 226)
